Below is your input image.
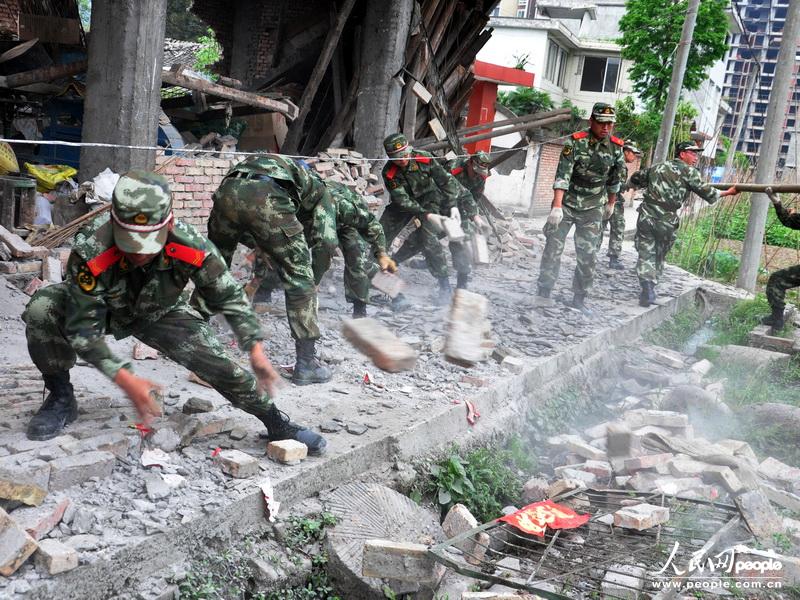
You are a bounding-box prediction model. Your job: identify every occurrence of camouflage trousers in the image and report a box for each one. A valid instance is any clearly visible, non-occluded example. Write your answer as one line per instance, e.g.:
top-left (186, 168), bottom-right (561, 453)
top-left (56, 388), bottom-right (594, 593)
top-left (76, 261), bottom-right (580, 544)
top-left (380, 203), bottom-right (449, 279)
top-left (393, 228), bottom-right (472, 276)
top-left (23, 283), bottom-right (272, 418)
top-left (766, 265), bottom-right (800, 312)
top-left (339, 227), bottom-right (379, 304)
top-left (538, 204), bottom-right (604, 296)
top-left (208, 179), bottom-right (319, 341)
top-left (597, 201), bottom-right (625, 258)
top-left (635, 209), bottom-right (678, 284)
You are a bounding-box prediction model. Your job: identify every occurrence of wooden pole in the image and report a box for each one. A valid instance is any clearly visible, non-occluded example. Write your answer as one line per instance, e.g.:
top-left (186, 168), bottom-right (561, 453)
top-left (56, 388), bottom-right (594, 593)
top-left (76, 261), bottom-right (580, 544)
top-left (417, 114), bottom-right (571, 151)
top-left (711, 183), bottom-right (800, 193)
top-left (282, 0), bottom-right (357, 154)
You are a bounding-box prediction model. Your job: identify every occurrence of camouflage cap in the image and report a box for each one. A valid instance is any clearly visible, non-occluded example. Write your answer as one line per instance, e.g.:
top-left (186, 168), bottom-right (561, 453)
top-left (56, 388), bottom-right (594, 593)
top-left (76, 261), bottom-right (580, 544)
top-left (591, 102), bottom-right (616, 123)
top-left (111, 170), bottom-right (173, 254)
top-left (383, 133), bottom-right (412, 158)
top-left (623, 140), bottom-right (642, 155)
top-left (471, 151), bottom-right (491, 175)
top-left (675, 141), bottom-right (702, 154)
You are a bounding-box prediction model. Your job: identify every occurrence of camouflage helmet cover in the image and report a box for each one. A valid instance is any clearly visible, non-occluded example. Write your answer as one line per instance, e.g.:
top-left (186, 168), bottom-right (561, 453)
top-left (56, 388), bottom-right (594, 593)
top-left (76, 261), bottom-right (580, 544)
top-left (590, 102), bottom-right (616, 123)
top-left (383, 133), bottom-right (412, 157)
top-left (111, 170), bottom-right (173, 254)
top-left (675, 141), bottom-right (702, 155)
top-left (471, 151), bottom-right (491, 175)
top-left (622, 140), bottom-right (642, 155)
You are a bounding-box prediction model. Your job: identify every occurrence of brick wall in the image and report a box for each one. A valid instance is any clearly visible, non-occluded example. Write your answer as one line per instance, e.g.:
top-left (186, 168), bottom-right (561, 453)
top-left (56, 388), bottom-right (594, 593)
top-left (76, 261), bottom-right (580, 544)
top-left (530, 144), bottom-right (643, 216)
top-left (0, 0), bottom-right (19, 38)
top-left (156, 155), bottom-right (237, 232)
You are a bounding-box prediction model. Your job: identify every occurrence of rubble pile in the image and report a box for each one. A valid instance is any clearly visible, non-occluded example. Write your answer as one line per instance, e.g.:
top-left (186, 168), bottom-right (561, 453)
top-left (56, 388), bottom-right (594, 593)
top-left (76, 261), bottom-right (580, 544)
top-left (0, 226), bottom-right (68, 294)
top-left (306, 148), bottom-right (384, 210)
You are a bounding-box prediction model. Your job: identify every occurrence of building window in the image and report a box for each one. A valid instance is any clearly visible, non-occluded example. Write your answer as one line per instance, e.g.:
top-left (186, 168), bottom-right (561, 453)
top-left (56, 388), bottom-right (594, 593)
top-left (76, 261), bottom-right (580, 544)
top-left (490, 6), bottom-right (500, 16)
top-left (545, 40), bottom-right (568, 86)
top-left (517, 0), bottom-right (529, 17)
top-left (580, 56), bottom-right (620, 93)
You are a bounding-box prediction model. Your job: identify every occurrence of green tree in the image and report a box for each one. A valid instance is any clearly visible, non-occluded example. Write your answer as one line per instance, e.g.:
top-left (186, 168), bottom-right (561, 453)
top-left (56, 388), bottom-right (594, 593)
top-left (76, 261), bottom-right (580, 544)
top-left (194, 28), bottom-right (222, 78)
top-left (497, 87), bottom-right (554, 116)
top-left (166, 0), bottom-right (208, 41)
top-left (613, 97), bottom-right (698, 163)
top-left (78, 0), bottom-right (91, 28)
top-left (618, 0), bottom-right (729, 110)
top-left (715, 136), bottom-right (752, 171)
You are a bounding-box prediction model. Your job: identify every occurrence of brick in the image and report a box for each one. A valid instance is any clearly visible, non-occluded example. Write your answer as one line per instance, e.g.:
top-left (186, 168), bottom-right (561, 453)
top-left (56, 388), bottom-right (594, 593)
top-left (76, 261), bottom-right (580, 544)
top-left (580, 460), bottom-right (613, 479)
top-left (647, 347), bottom-right (685, 369)
top-left (501, 355), bottom-right (525, 373)
top-left (442, 504), bottom-right (478, 553)
top-left (48, 450), bottom-right (116, 491)
top-left (444, 290), bottom-right (491, 367)
top-left (702, 465), bottom-right (744, 494)
top-left (34, 538), bottom-right (78, 575)
top-left (42, 256), bottom-right (62, 283)
top-left (625, 471), bottom-right (660, 492)
top-left (668, 457), bottom-right (707, 477)
top-left (613, 503), bottom-right (669, 530)
top-left (0, 260), bottom-right (17, 273)
top-left (370, 270), bottom-right (405, 298)
top-left (690, 359), bottom-right (713, 375)
top-left (0, 458), bottom-right (50, 505)
top-left (554, 466), bottom-right (597, 485)
top-left (132, 341), bottom-right (159, 360)
top-left (601, 564), bottom-right (646, 600)
top-left (61, 432), bottom-right (130, 459)
top-left (267, 440), bottom-right (308, 464)
top-left (761, 483), bottom-right (800, 512)
top-left (9, 498), bottom-right (70, 540)
top-left (654, 476), bottom-right (705, 495)
top-left (547, 478), bottom-right (586, 499)
top-left (522, 477), bottom-right (549, 503)
top-left (0, 224), bottom-right (36, 257)
top-left (0, 507), bottom-right (38, 575)
top-left (623, 453), bottom-right (674, 472)
top-left (24, 277), bottom-right (44, 295)
top-left (560, 434), bottom-right (606, 461)
top-left (342, 318), bottom-right (417, 372)
top-left (215, 449), bottom-right (259, 478)
top-left (463, 531), bottom-right (490, 566)
top-left (624, 409), bottom-right (688, 429)
top-left (16, 259), bottom-right (42, 273)
top-left (759, 457), bottom-right (800, 488)
top-left (736, 490), bottom-right (783, 539)
top-left (361, 539), bottom-right (444, 584)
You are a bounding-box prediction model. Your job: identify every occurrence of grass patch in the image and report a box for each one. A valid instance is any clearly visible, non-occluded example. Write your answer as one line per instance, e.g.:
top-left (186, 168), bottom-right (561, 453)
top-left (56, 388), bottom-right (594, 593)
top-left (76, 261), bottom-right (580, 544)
top-left (643, 306), bottom-right (703, 351)
top-left (708, 295), bottom-right (771, 346)
top-left (413, 440), bottom-right (530, 523)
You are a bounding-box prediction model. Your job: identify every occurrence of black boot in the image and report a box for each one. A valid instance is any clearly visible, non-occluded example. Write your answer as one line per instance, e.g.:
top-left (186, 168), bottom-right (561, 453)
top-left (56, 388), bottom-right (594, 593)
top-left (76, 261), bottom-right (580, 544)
top-left (391, 293), bottom-right (411, 312)
top-left (27, 372), bottom-right (78, 441)
top-left (436, 277), bottom-right (452, 305)
top-left (456, 272), bottom-right (469, 290)
top-left (762, 305), bottom-right (785, 334)
top-left (639, 281), bottom-right (653, 307)
top-left (253, 285), bottom-right (272, 304)
top-left (608, 256), bottom-right (624, 270)
top-left (570, 294), bottom-right (592, 315)
top-left (352, 299), bottom-right (367, 319)
top-left (261, 404), bottom-right (326, 456)
top-left (292, 339), bottom-right (332, 385)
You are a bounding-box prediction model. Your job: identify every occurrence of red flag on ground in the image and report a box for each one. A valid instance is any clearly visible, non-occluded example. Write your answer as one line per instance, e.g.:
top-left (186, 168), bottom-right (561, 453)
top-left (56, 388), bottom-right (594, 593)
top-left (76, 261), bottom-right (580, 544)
top-left (499, 500), bottom-right (590, 537)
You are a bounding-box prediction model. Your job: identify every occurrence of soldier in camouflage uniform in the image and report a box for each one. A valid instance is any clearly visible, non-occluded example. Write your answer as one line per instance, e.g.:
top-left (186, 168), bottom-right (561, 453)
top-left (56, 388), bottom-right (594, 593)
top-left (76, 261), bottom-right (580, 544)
top-left (207, 155), bottom-right (334, 385)
top-left (597, 140), bottom-right (642, 270)
top-left (761, 189), bottom-right (799, 333)
top-left (381, 133), bottom-right (468, 304)
top-left (21, 171), bottom-right (326, 454)
top-left (631, 141), bottom-right (738, 307)
top-left (535, 102), bottom-right (627, 312)
top-left (307, 181), bottom-right (397, 318)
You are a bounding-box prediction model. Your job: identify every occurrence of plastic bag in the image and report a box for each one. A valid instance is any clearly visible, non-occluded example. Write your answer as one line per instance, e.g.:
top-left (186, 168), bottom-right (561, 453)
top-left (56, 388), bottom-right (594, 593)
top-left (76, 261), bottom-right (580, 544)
top-left (24, 163), bottom-right (78, 192)
top-left (34, 193), bottom-right (52, 225)
top-left (92, 168), bottom-right (120, 202)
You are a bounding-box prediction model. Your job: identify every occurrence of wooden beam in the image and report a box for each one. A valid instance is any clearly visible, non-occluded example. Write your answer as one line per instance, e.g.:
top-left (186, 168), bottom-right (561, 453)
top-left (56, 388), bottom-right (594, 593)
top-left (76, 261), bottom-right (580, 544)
top-left (0, 60), bottom-right (87, 89)
top-left (282, 0), bottom-right (358, 154)
top-left (418, 114), bottom-right (571, 151)
top-left (161, 66), bottom-right (299, 120)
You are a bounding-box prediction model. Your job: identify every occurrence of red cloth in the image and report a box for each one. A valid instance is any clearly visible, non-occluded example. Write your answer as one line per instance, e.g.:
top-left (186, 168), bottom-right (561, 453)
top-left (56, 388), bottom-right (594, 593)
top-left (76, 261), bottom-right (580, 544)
top-left (498, 500), bottom-right (590, 537)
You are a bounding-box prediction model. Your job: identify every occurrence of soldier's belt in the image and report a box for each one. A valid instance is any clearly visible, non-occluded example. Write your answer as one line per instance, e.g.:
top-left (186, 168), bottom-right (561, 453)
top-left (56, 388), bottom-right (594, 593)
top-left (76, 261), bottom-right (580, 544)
top-left (570, 177), bottom-right (604, 187)
top-left (227, 171), bottom-right (274, 182)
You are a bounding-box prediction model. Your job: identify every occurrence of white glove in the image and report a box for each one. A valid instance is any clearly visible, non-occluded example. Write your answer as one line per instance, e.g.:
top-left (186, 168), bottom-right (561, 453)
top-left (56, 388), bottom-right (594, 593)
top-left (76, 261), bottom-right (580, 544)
top-left (426, 213), bottom-right (445, 232)
top-left (472, 214), bottom-right (488, 232)
top-left (603, 203), bottom-right (614, 220)
top-left (450, 207), bottom-right (462, 223)
top-left (546, 207), bottom-right (563, 227)
top-left (766, 187), bottom-right (781, 206)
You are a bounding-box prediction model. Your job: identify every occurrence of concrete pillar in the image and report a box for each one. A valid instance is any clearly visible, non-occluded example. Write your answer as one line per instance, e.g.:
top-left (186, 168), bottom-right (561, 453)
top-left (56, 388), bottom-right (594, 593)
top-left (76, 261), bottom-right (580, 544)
top-left (353, 0), bottom-right (414, 161)
top-left (79, 0), bottom-right (167, 180)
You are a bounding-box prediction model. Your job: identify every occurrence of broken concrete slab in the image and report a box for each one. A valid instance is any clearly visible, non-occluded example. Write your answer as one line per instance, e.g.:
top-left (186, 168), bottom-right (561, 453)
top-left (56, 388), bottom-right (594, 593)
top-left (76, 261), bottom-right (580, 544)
top-left (558, 434), bottom-right (606, 461)
top-left (690, 359), bottom-right (713, 376)
top-left (717, 344), bottom-right (790, 372)
top-left (370, 271), bottom-right (405, 298)
top-left (623, 453), bottom-right (674, 472)
top-left (601, 564), bottom-right (646, 600)
top-left (758, 456), bottom-right (800, 489)
top-left (702, 465), bottom-right (744, 494)
top-left (48, 450), bottom-right (116, 491)
top-left (0, 456), bottom-right (50, 505)
top-left (444, 290), bottom-right (490, 367)
top-left (35, 538), bottom-right (78, 575)
top-left (613, 503), bottom-right (669, 530)
top-left (215, 449), bottom-right (260, 478)
top-left (442, 504), bottom-right (478, 553)
top-left (606, 422), bottom-right (634, 458)
top-left (0, 507), bottom-right (38, 576)
top-left (181, 397), bottom-right (214, 414)
top-left (42, 256), bottom-right (62, 283)
top-left (624, 409), bottom-right (688, 429)
top-left (342, 318), bottom-right (418, 372)
top-left (761, 483), bottom-right (800, 512)
top-left (361, 539), bottom-right (443, 583)
top-left (736, 489), bottom-right (783, 539)
top-left (267, 440), bottom-right (308, 464)
top-left (553, 466), bottom-right (597, 485)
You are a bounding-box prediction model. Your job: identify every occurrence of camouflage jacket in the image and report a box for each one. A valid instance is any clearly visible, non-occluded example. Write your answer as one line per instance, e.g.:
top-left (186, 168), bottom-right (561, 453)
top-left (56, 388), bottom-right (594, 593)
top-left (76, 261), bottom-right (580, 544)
top-left (65, 214), bottom-right (262, 379)
top-left (554, 130), bottom-right (627, 210)
top-left (775, 203), bottom-right (800, 230)
top-left (310, 182), bottom-right (387, 284)
top-left (382, 150), bottom-right (463, 216)
top-left (631, 159), bottom-right (719, 224)
top-left (446, 157), bottom-right (484, 221)
top-left (226, 156), bottom-right (338, 254)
